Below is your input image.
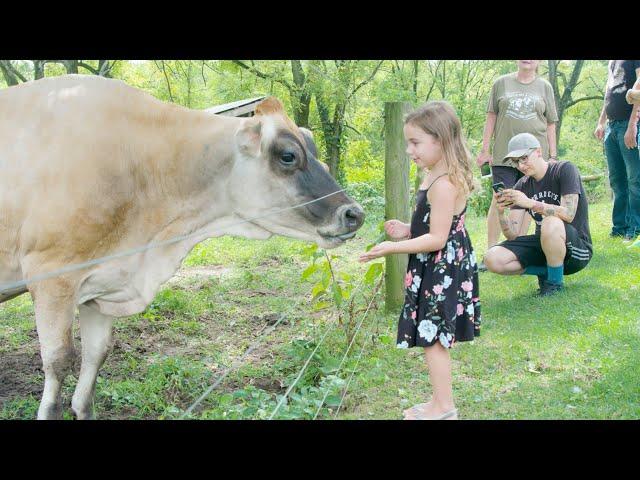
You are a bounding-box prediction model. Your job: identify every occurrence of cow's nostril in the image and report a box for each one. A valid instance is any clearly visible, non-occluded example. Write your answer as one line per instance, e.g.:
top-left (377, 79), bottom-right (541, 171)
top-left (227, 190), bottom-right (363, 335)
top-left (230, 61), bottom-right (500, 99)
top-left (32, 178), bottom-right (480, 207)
top-left (344, 207), bottom-right (364, 228)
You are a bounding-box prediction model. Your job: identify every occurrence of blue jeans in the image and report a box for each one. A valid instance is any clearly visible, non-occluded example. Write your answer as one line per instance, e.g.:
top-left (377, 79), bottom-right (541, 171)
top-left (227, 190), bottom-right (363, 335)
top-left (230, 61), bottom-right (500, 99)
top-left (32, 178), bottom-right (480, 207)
top-left (604, 119), bottom-right (640, 237)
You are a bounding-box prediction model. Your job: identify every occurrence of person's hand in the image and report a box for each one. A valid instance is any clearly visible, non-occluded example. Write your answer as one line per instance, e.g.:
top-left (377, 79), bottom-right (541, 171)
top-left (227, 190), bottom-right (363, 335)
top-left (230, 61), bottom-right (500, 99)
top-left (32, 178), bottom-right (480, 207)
top-left (594, 124), bottom-right (605, 142)
top-left (476, 150), bottom-right (492, 168)
top-left (358, 241), bottom-right (395, 263)
top-left (494, 191), bottom-right (511, 213)
top-left (624, 122), bottom-right (638, 149)
top-left (626, 88), bottom-right (640, 105)
top-left (499, 189), bottom-right (532, 209)
top-left (384, 220), bottom-right (410, 240)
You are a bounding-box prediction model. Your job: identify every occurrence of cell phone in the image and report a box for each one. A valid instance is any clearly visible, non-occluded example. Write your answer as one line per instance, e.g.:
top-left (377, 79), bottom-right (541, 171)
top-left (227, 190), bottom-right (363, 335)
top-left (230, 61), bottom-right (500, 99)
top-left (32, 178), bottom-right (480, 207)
top-left (492, 182), bottom-right (505, 194)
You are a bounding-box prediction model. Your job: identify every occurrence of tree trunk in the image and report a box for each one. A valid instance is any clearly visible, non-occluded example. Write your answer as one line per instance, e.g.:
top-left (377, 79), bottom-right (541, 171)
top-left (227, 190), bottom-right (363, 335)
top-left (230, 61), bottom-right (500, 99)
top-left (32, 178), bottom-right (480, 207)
top-left (33, 60), bottom-right (46, 80)
top-left (64, 60), bottom-right (79, 74)
top-left (412, 60), bottom-right (419, 101)
top-left (98, 60), bottom-right (113, 77)
top-left (0, 60), bottom-right (22, 86)
top-left (290, 60), bottom-right (311, 128)
top-left (548, 60), bottom-right (586, 145)
top-left (384, 102), bottom-right (412, 312)
top-left (315, 87), bottom-right (344, 179)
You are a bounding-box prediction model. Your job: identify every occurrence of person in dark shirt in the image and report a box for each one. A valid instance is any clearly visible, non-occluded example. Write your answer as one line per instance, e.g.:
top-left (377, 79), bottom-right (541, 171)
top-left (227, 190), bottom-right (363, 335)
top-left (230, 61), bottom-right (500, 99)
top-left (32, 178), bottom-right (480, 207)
top-left (484, 133), bottom-right (592, 296)
top-left (594, 60), bottom-right (640, 243)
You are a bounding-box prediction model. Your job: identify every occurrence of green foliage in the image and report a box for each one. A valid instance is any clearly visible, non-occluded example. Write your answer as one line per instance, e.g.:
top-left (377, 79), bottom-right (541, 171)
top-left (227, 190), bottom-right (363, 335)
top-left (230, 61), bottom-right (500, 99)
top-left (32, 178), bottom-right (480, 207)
top-left (1, 60), bottom-right (609, 191)
top-left (468, 174), bottom-right (494, 216)
top-left (97, 356), bottom-right (213, 419)
top-left (299, 240), bottom-right (385, 346)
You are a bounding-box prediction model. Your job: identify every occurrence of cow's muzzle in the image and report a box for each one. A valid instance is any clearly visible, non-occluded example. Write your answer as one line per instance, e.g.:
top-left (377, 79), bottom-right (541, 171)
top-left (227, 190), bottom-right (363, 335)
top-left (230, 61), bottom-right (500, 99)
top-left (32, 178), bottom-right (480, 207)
top-left (317, 203), bottom-right (365, 244)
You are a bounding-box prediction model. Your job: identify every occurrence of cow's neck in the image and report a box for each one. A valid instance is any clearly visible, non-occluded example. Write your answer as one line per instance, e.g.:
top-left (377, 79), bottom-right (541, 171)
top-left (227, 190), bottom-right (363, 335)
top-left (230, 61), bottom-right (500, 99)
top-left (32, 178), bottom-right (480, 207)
top-left (149, 112), bottom-right (242, 231)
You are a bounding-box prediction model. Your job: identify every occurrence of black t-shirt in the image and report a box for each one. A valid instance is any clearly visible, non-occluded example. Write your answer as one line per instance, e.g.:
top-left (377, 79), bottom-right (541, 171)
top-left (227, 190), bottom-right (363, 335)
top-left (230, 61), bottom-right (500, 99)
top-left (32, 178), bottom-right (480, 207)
top-left (513, 161), bottom-right (592, 253)
top-left (605, 60), bottom-right (640, 122)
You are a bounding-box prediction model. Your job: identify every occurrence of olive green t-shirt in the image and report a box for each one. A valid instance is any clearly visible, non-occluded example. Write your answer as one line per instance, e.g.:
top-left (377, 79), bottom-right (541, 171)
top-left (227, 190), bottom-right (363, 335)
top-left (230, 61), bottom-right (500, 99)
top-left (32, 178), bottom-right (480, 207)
top-left (487, 73), bottom-right (559, 167)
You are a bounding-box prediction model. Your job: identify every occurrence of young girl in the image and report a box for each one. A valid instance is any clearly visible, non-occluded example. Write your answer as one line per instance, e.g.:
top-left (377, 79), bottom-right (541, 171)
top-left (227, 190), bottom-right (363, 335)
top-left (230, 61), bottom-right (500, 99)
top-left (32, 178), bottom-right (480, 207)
top-left (359, 101), bottom-right (481, 420)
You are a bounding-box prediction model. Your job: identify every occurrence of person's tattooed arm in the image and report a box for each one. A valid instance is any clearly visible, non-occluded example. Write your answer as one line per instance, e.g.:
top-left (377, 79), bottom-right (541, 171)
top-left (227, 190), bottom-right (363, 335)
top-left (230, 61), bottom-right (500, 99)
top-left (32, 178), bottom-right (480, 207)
top-left (530, 194), bottom-right (579, 223)
top-left (499, 208), bottom-right (528, 240)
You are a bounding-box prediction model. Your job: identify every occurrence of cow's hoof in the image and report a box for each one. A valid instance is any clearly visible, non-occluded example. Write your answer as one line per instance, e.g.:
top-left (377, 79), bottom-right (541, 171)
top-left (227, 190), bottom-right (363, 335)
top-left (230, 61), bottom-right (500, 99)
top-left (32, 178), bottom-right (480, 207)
top-left (71, 406), bottom-right (95, 420)
top-left (37, 402), bottom-right (63, 420)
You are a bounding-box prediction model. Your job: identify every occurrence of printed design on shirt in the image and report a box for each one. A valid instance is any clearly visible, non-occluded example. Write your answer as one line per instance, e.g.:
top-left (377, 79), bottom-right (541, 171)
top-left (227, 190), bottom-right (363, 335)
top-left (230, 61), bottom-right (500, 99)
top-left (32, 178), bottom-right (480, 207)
top-left (504, 91), bottom-right (541, 121)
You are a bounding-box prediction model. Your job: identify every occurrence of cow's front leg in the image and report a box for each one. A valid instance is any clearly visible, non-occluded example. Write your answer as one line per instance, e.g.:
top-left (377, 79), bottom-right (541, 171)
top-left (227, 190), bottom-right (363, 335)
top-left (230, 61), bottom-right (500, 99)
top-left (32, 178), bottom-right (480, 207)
top-left (33, 286), bottom-right (76, 420)
top-left (71, 302), bottom-right (114, 420)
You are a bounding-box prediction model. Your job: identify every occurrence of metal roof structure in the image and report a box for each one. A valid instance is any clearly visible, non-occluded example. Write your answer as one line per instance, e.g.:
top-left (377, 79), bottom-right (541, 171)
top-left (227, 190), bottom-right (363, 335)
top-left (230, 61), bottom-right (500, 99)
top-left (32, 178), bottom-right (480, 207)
top-left (205, 96), bottom-right (266, 117)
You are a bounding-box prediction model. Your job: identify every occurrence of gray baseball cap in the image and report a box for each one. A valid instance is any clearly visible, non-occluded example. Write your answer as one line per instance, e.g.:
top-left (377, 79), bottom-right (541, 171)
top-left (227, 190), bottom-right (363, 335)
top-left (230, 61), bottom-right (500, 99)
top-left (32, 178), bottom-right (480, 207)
top-left (503, 133), bottom-right (541, 162)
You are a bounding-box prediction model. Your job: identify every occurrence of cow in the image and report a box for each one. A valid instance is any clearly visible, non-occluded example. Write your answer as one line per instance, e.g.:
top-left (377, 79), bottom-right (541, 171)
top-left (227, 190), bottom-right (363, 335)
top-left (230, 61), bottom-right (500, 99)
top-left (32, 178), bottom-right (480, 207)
top-left (0, 74), bottom-right (364, 419)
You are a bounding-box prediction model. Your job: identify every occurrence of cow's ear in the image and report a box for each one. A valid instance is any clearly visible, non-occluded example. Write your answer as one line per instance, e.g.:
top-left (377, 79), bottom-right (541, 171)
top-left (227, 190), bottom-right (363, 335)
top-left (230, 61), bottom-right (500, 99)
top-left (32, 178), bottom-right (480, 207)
top-left (299, 127), bottom-right (327, 171)
top-left (255, 97), bottom-right (284, 116)
top-left (236, 117), bottom-right (262, 157)
top-left (299, 127), bottom-right (318, 158)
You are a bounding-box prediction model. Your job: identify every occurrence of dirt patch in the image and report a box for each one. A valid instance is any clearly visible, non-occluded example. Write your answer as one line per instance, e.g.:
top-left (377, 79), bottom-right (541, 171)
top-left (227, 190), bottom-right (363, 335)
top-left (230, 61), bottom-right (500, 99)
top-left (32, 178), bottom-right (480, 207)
top-left (225, 376), bottom-right (286, 394)
top-left (249, 313), bottom-right (286, 326)
top-left (249, 377), bottom-right (286, 393)
top-left (167, 265), bottom-right (233, 289)
top-left (0, 351), bottom-right (43, 406)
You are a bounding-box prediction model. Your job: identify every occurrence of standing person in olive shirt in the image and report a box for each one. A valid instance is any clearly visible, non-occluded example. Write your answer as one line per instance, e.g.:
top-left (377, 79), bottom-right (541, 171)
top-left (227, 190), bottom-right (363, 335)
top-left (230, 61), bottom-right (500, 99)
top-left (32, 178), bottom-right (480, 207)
top-left (594, 60), bottom-right (640, 245)
top-left (476, 60), bottom-right (559, 271)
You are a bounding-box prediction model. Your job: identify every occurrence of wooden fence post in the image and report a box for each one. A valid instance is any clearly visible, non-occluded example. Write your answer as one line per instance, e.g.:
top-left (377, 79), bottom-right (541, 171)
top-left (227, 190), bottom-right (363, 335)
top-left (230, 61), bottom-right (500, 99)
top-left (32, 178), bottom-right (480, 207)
top-left (384, 102), bottom-right (412, 313)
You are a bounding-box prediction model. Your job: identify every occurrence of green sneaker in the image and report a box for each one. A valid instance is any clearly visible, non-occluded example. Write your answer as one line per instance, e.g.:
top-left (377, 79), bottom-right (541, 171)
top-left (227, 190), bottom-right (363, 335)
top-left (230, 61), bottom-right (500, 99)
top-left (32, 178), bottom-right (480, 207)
top-left (627, 238), bottom-right (640, 249)
top-left (538, 280), bottom-right (565, 297)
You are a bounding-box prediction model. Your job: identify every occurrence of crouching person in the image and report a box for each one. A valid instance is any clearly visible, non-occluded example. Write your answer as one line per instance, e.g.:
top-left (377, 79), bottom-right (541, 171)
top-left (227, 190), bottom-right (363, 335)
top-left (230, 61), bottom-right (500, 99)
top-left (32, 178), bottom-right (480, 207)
top-left (484, 133), bottom-right (593, 296)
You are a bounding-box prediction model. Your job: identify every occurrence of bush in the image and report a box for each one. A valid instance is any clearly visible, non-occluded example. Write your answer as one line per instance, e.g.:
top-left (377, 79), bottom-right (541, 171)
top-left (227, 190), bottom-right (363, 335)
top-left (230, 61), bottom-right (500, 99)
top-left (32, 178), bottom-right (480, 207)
top-left (469, 174), bottom-right (493, 217)
top-left (345, 181), bottom-right (385, 221)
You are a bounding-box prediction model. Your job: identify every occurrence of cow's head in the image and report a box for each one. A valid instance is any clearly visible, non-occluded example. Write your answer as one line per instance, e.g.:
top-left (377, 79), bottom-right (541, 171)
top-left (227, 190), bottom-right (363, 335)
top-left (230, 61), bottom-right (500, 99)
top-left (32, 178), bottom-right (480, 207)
top-left (229, 97), bottom-right (364, 248)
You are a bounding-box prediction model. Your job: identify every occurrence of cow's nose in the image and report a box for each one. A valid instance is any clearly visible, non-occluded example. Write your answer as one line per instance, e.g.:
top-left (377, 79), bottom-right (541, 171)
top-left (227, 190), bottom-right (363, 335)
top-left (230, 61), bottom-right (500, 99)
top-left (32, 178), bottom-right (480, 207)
top-left (342, 205), bottom-right (364, 230)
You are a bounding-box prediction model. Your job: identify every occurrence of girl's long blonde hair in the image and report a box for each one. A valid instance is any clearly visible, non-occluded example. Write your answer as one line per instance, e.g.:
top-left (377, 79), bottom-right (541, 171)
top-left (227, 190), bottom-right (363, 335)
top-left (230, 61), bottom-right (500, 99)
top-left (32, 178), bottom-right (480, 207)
top-left (405, 101), bottom-right (476, 197)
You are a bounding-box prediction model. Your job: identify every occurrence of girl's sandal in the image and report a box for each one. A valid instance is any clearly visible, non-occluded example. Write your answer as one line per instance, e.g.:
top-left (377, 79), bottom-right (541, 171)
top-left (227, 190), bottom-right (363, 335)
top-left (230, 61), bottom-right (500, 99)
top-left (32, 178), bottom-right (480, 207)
top-left (403, 402), bottom-right (430, 419)
top-left (412, 408), bottom-right (458, 420)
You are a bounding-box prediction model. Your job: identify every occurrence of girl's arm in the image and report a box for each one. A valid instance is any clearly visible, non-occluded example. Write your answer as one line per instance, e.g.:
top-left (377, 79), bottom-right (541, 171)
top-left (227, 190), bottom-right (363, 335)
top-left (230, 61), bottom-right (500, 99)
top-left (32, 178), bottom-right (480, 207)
top-left (388, 180), bottom-right (456, 254)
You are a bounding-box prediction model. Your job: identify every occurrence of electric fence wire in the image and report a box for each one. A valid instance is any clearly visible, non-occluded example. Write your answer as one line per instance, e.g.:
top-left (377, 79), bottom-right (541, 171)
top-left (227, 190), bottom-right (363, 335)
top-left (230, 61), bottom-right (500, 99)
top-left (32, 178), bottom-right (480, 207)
top-left (267, 273), bottom-right (369, 419)
top-left (0, 189), bottom-right (345, 295)
top-left (312, 276), bottom-right (381, 419)
top-left (332, 278), bottom-right (385, 419)
top-left (181, 313), bottom-right (288, 419)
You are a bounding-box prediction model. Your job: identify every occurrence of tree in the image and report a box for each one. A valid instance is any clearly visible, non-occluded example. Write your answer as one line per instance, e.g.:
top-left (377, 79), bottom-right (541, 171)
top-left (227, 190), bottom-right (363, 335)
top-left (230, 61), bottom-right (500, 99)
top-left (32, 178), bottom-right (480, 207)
top-left (309, 60), bottom-right (384, 181)
top-left (0, 60), bottom-right (28, 86)
top-left (547, 60), bottom-right (604, 144)
top-left (0, 60), bottom-right (118, 87)
top-left (231, 60), bottom-right (312, 128)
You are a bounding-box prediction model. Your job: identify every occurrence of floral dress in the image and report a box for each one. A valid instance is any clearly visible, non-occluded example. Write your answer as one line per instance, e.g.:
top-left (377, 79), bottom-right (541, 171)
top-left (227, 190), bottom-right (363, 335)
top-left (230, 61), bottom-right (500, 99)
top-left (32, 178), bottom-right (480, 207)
top-left (396, 177), bottom-right (481, 350)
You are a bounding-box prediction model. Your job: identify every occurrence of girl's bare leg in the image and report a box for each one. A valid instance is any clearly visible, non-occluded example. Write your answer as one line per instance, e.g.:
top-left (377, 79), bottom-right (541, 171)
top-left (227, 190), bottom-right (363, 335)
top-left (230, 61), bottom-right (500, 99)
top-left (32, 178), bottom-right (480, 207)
top-left (405, 342), bottom-right (456, 419)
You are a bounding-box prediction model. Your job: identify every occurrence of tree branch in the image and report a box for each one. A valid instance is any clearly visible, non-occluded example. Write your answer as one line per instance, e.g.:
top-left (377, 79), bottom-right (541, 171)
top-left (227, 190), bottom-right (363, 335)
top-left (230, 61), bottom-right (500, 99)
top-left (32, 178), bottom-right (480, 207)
top-left (345, 123), bottom-right (362, 136)
top-left (232, 60), bottom-right (291, 90)
top-left (347, 60), bottom-right (384, 100)
top-left (565, 95), bottom-right (604, 108)
top-left (154, 60), bottom-right (174, 102)
top-left (78, 62), bottom-right (99, 75)
top-left (0, 60), bottom-right (27, 85)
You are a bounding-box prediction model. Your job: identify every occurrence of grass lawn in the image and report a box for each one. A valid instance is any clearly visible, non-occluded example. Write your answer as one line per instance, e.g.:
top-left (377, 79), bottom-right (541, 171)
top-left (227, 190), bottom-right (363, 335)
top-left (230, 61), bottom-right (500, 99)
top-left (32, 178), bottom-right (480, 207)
top-left (1, 199), bottom-right (639, 419)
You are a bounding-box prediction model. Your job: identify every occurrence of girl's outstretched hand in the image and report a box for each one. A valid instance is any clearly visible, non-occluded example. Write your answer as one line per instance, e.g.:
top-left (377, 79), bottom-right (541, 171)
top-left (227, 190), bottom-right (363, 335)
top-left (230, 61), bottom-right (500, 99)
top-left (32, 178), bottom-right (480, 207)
top-left (384, 220), bottom-right (410, 240)
top-left (359, 241), bottom-right (395, 263)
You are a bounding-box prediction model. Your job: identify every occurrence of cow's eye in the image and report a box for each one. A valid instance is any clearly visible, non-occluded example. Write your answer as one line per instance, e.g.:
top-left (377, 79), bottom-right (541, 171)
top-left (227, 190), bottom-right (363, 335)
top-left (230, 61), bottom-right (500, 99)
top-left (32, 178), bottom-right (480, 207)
top-left (280, 152), bottom-right (296, 165)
